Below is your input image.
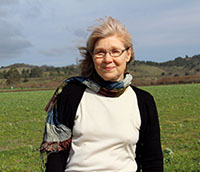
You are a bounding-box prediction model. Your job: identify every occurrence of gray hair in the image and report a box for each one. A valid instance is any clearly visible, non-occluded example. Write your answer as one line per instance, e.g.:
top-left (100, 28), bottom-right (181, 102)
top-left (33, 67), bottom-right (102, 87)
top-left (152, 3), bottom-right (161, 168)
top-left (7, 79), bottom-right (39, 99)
top-left (79, 16), bottom-right (134, 77)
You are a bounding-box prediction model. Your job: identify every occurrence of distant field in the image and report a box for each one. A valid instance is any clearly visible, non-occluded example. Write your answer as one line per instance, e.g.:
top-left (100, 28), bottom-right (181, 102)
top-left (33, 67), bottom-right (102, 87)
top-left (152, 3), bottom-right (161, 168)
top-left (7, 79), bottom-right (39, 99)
top-left (0, 84), bottom-right (200, 171)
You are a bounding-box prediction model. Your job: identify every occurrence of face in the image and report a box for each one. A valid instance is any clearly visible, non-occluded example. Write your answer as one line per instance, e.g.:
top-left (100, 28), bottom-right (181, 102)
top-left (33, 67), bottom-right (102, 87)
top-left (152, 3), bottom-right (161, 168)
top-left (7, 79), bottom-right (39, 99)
top-left (92, 35), bottom-right (131, 81)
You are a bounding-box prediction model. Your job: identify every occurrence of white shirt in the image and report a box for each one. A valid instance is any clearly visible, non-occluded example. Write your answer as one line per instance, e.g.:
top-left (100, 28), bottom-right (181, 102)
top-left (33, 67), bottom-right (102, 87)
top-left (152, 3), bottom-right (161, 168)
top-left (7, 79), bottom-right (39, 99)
top-left (65, 86), bottom-right (141, 172)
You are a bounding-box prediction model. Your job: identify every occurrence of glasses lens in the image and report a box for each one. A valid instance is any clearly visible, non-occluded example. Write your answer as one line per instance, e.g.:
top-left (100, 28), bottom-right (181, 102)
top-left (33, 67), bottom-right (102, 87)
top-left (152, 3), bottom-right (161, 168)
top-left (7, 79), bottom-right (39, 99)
top-left (110, 49), bottom-right (122, 57)
top-left (94, 50), bottom-right (106, 58)
top-left (93, 48), bottom-right (126, 58)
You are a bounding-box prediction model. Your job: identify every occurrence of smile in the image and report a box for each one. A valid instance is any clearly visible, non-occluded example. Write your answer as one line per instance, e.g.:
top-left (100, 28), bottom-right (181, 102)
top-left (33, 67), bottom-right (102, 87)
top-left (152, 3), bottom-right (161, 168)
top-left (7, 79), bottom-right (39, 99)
top-left (103, 66), bottom-right (115, 71)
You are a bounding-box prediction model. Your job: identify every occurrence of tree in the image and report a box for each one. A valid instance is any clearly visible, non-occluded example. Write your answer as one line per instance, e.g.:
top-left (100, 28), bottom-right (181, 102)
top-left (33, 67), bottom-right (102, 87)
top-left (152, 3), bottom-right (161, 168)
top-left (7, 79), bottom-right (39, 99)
top-left (30, 67), bottom-right (43, 77)
top-left (1, 70), bottom-right (7, 79)
top-left (21, 69), bottom-right (30, 78)
top-left (6, 68), bottom-right (21, 85)
top-left (55, 67), bottom-right (61, 74)
top-left (0, 71), bottom-right (4, 79)
top-left (161, 72), bottom-right (165, 76)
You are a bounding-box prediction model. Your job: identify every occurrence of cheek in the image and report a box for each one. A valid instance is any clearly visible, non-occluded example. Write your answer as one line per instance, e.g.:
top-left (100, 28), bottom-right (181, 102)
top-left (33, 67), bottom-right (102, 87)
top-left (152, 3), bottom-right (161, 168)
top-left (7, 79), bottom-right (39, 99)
top-left (114, 58), bottom-right (127, 68)
top-left (93, 59), bottom-right (102, 70)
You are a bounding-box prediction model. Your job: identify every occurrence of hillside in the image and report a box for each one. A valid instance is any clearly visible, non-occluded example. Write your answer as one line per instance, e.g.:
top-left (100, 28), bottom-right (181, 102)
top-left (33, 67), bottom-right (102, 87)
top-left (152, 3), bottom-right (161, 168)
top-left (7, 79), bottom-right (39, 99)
top-left (0, 54), bottom-right (200, 88)
top-left (129, 54), bottom-right (200, 85)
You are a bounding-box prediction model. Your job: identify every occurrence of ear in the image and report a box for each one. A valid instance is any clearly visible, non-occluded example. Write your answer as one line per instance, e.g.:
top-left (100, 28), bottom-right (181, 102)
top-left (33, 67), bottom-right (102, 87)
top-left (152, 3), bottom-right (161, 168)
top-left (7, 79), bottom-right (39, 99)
top-left (126, 47), bottom-right (132, 63)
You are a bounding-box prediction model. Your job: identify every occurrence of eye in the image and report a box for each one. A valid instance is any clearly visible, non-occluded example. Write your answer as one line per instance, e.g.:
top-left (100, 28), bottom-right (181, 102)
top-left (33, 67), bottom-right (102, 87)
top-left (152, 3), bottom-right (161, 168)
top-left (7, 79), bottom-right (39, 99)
top-left (111, 49), bottom-right (121, 56)
top-left (112, 49), bottom-right (121, 53)
top-left (94, 50), bottom-right (106, 57)
top-left (96, 50), bottom-right (104, 54)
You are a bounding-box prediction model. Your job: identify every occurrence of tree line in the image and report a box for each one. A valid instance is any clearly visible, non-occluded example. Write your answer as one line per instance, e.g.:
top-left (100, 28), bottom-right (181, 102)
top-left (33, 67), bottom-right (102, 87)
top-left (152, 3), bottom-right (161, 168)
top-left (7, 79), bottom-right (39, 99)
top-left (0, 65), bottom-right (79, 85)
top-left (133, 54), bottom-right (200, 68)
top-left (0, 54), bottom-right (199, 86)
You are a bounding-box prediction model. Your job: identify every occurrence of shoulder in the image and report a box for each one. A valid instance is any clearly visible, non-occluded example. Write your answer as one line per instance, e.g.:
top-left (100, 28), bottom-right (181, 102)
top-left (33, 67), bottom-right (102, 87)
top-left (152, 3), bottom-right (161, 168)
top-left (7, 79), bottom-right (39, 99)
top-left (57, 80), bottom-right (87, 108)
top-left (130, 85), bottom-right (154, 102)
top-left (61, 81), bottom-right (86, 97)
top-left (57, 80), bottom-right (87, 128)
top-left (130, 85), bottom-right (157, 117)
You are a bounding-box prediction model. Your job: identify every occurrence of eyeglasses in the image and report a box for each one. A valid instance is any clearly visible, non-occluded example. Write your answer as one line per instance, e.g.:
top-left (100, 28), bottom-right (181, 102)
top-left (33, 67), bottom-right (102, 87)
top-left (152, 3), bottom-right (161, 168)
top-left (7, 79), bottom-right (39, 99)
top-left (92, 47), bottom-right (130, 58)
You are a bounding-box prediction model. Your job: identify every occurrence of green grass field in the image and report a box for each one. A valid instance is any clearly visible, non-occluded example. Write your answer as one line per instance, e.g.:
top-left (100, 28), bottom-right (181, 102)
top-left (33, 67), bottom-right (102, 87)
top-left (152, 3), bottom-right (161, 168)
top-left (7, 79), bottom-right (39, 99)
top-left (0, 84), bottom-right (200, 171)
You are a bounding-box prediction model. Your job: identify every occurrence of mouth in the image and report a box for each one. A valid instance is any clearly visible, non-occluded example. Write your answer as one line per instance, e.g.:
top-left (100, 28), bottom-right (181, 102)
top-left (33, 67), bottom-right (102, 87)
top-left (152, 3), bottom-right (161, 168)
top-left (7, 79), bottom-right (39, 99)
top-left (103, 66), bottom-right (115, 71)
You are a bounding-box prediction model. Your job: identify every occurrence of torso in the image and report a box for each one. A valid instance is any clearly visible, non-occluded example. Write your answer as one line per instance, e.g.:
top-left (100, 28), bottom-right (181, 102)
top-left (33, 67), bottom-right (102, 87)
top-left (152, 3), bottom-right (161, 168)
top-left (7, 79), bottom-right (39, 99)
top-left (65, 86), bottom-right (141, 172)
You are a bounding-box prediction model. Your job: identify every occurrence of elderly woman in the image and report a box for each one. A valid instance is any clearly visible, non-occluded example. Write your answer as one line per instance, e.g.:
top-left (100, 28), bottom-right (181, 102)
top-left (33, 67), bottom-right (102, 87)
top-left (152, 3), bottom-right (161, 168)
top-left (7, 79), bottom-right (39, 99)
top-left (40, 16), bottom-right (163, 172)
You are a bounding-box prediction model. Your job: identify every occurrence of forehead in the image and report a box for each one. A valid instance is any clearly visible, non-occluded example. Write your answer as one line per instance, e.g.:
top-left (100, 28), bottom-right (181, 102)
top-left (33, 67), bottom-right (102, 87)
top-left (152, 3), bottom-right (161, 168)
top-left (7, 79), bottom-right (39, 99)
top-left (94, 35), bottom-right (124, 49)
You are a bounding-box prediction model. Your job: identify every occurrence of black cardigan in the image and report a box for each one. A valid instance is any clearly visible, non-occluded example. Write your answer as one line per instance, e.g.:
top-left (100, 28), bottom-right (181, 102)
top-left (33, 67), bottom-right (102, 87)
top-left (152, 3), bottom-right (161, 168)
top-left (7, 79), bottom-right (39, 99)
top-left (45, 83), bottom-right (163, 172)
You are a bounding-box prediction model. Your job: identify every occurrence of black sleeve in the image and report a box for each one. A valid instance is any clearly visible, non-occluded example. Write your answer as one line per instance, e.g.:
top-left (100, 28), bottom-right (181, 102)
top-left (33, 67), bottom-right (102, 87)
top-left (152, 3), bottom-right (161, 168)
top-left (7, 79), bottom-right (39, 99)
top-left (45, 83), bottom-right (86, 172)
top-left (136, 94), bottom-right (163, 172)
top-left (45, 151), bottom-right (68, 172)
top-left (45, 87), bottom-right (70, 172)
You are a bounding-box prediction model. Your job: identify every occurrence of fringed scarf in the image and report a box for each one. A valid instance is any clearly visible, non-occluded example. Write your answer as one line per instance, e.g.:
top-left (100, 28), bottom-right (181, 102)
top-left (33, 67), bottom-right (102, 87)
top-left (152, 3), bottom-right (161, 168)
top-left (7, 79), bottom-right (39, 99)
top-left (40, 73), bottom-right (133, 164)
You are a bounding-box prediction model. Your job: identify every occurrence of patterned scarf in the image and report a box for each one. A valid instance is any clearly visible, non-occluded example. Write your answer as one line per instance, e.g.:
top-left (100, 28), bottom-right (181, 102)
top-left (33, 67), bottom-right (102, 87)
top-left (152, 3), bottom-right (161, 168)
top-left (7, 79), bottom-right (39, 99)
top-left (40, 73), bottom-right (133, 163)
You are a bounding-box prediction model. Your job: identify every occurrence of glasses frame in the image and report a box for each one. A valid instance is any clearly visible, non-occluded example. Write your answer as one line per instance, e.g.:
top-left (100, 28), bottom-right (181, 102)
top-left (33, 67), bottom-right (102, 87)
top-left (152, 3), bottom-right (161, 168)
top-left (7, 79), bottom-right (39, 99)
top-left (92, 46), bottom-right (131, 59)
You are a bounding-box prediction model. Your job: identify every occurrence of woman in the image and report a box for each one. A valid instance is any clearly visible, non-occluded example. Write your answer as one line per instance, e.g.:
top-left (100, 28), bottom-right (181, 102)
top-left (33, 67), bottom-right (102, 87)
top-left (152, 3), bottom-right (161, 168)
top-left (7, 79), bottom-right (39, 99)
top-left (40, 16), bottom-right (163, 172)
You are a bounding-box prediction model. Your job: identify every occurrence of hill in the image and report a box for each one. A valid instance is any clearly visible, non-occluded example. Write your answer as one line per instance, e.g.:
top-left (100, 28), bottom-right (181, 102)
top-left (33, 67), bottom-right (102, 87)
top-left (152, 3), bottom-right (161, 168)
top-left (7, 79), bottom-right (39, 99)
top-left (128, 54), bottom-right (200, 85)
top-left (0, 54), bottom-right (200, 88)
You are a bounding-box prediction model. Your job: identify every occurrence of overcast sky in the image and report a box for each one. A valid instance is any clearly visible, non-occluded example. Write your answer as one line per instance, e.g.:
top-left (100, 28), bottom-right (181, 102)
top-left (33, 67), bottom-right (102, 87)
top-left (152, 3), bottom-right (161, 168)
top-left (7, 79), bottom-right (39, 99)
top-left (0, 0), bottom-right (199, 67)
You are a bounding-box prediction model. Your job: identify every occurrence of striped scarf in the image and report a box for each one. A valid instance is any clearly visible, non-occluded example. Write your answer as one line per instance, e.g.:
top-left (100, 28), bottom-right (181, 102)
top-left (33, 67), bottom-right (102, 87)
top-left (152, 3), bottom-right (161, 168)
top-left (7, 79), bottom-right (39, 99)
top-left (40, 73), bottom-right (133, 159)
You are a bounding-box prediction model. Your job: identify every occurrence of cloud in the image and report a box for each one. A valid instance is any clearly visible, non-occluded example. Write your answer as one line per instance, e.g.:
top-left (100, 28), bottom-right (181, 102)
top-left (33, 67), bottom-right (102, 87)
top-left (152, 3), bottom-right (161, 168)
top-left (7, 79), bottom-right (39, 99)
top-left (39, 46), bottom-right (73, 57)
top-left (148, 3), bottom-right (200, 30)
top-left (1, 0), bottom-right (199, 66)
top-left (131, 1), bottom-right (200, 49)
top-left (0, 19), bottom-right (32, 59)
top-left (0, 0), bottom-right (19, 6)
top-left (0, 10), bottom-right (7, 18)
top-left (73, 28), bottom-right (88, 38)
top-left (0, 0), bottom-right (19, 18)
top-left (20, 0), bottom-right (42, 19)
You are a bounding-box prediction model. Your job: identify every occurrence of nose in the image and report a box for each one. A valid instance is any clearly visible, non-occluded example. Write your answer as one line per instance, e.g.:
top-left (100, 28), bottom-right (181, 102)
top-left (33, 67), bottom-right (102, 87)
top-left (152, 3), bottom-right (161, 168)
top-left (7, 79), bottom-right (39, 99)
top-left (103, 53), bottom-right (113, 63)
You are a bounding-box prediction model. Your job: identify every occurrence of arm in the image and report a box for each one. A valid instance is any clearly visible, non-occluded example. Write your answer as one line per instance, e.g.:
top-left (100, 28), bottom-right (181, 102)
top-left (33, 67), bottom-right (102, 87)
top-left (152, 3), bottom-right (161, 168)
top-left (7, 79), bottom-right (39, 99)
top-left (45, 86), bottom-right (72, 172)
top-left (45, 151), bottom-right (68, 172)
top-left (44, 83), bottom-right (86, 172)
top-left (136, 94), bottom-right (163, 172)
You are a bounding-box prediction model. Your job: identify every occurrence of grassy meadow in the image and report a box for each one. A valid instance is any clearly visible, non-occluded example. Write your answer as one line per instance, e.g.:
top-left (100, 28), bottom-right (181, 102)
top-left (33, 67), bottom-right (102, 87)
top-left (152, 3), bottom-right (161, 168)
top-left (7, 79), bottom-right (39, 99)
top-left (0, 84), bottom-right (200, 171)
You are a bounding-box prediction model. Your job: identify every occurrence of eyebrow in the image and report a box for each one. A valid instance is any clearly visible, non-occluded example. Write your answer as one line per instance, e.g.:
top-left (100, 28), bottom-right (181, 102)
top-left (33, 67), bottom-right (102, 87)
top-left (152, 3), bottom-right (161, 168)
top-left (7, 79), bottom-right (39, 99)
top-left (94, 46), bottom-right (123, 50)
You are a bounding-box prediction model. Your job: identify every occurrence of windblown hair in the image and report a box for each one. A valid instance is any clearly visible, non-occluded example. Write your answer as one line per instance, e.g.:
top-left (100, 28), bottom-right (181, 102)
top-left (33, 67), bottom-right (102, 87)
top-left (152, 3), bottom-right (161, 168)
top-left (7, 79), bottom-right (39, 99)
top-left (79, 16), bottom-right (134, 77)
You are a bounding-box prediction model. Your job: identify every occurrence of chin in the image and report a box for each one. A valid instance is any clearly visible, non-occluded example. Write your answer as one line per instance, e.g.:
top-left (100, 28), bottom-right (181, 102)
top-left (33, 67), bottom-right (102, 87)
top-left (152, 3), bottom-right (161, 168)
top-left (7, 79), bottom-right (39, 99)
top-left (101, 74), bottom-right (121, 82)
